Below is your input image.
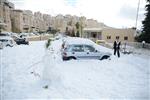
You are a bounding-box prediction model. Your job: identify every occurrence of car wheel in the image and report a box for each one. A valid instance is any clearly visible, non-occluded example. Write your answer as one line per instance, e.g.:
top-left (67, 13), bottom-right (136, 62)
top-left (6, 44), bottom-right (11, 47)
top-left (100, 55), bottom-right (110, 60)
top-left (68, 56), bottom-right (76, 60)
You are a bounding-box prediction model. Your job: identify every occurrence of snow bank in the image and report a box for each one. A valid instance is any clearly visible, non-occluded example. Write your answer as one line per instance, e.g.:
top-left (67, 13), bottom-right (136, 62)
top-left (2, 38), bottom-right (149, 99)
top-left (42, 37), bottom-right (149, 99)
top-left (42, 39), bottom-right (63, 85)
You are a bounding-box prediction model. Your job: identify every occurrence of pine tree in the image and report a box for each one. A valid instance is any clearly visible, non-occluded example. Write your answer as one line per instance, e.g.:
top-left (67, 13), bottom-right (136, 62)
top-left (138, 0), bottom-right (150, 43)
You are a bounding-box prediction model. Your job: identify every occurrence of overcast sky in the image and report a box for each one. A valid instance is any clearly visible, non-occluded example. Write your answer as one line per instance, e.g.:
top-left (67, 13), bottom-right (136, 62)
top-left (10, 0), bottom-right (147, 29)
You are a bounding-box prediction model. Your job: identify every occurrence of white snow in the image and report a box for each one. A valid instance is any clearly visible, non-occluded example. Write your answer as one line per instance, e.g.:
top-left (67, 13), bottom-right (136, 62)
top-left (0, 38), bottom-right (150, 100)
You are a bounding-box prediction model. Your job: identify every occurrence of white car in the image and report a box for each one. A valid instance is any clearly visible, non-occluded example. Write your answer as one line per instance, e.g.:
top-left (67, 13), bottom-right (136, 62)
top-left (61, 37), bottom-right (111, 60)
top-left (0, 36), bottom-right (15, 47)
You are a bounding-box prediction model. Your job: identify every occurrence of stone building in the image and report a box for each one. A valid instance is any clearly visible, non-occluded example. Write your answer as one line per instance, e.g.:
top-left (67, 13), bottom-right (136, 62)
top-left (83, 28), bottom-right (135, 42)
top-left (23, 10), bottom-right (34, 32)
top-left (11, 9), bottom-right (23, 33)
top-left (0, 0), bottom-right (137, 44)
top-left (55, 14), bottom-right (65, 32)
top-left (85, 19), bottom-right (106, 28)
top-left (0, 0), bottom-right (14, 32)
top-left (102, 28), bottom-right (135, 42)
top-left (34, 12), bottom-right (47, 32)
top-left (43, 14), bottom-right (52, 31)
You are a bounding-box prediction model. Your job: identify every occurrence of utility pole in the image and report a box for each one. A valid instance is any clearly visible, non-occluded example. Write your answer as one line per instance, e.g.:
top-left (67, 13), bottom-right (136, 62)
top-left (135, 0), bottom-right (140, 30)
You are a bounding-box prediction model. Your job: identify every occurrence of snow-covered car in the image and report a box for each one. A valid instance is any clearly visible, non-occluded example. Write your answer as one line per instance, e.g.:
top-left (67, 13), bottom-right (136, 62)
top-left (0, 36), bottom-right (15, 47)
top-left (0, 32), bottom-right (10, 36)
top-left (61, 37), bottom-right (111, 60)
top-left (0, 31), bottom-right (13, 36)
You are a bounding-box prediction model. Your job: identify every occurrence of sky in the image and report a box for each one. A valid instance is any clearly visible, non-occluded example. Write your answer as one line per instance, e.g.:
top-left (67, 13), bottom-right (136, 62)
top-left (10, 0), bottom-right (147, 29)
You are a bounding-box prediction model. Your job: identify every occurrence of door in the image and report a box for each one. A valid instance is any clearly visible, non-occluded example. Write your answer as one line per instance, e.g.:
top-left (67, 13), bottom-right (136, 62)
top-left (71, 45), bottom-right (84, 59)
top-left (83, 45), bottom-right (100, 59)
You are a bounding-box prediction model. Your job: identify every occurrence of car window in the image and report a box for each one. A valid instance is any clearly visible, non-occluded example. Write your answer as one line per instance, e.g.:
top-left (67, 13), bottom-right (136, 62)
top-left (72, 45), bottom-right (84, 52)
top-left (0, 40), bottom-right (8, 42)
top-left (84, 45), bottom-right (95, 52)
top-left (64, 45), bottom-right (72, 51)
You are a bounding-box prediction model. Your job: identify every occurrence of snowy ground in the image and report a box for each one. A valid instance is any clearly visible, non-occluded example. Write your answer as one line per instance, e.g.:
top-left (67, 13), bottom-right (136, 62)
top-left (0, 39), bottom-right (150, 100)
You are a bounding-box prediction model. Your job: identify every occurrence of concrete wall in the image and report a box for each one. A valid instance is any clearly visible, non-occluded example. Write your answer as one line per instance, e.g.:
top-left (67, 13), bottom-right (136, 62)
top-left (27, 35), bottom-right (51, 41)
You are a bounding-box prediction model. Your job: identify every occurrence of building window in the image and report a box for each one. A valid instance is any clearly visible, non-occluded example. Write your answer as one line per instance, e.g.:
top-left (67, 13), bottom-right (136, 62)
top-left (23, 17), bottom-right (25, 23)
top-left (124, 36), bottom-right (128, 40)
top-left (107, 36), bottom-right (111, 39)
top-left (92, 33), bottom-right (97, 38)
top-left (116, 36), bottom-right (119, 39)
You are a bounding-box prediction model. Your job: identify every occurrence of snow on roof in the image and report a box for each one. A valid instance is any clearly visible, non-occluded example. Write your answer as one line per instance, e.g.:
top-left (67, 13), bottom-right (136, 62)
top-left (83, 28), bottom-right (102, 32)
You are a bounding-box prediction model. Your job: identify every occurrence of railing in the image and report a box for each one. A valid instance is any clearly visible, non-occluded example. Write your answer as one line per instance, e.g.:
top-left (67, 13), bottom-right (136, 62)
top-left (101, 41), bottom-right (150, 55)
top-left (121, 42), bottom-right (150, 50)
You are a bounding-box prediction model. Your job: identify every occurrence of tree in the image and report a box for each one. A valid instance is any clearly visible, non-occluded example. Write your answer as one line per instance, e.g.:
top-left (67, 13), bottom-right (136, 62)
top-left (47, 27), bottom-right (58, 37)
top-left (71, 28), bottom-right (75, 37)
top-left (75, 22), bottom-right (80, 37)
top-left (137, 0), bottom-right (150, 43)
top-left (65, 27), bottom-right (69, 36)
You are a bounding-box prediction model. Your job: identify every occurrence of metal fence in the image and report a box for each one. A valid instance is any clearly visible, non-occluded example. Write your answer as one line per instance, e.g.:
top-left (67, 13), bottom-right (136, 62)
top-left (122, 42), bottom-right (150, 50)
top-left (103, 41), bottom-right (150, 55)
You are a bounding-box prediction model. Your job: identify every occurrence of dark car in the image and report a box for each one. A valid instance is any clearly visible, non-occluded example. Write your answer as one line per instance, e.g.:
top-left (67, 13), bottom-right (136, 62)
top-left (15, 38), bottom-right (29, 45)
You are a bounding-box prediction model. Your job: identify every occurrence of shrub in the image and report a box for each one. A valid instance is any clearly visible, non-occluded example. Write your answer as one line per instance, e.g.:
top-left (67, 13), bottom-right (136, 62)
top-left (46, 38), bottom-right (52, 48)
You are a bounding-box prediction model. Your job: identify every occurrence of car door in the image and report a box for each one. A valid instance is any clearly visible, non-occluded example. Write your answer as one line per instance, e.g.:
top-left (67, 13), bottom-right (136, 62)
top-left (70, 45), bottom-right (85, 59)
top-left (83, 45), bottom-right (100, 59)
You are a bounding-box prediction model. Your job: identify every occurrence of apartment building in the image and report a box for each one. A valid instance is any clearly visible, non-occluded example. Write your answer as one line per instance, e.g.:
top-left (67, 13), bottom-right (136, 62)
top-left (11, 10), bottom-right (23, 33)
top-left (0, 0), bottom-right (136, 44)
top-left (23, 10), bottom-right (34, 32)
top-left (0, 0), bottom-right (14, 32)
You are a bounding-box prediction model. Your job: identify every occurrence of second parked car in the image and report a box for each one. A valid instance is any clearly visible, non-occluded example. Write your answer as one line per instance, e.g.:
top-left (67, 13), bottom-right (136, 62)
top-left (0, 36), bottom-right (15, 48)
top-left (15, 38), bottom-right (29, 45)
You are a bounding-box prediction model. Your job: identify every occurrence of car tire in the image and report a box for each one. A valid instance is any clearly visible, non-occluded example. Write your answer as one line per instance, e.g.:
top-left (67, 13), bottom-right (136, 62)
top-left (63, 56), bottom-right (76, 61)
top-left (68, 56), bottom-right (76, 60)
top-left (100, 55), bottom-right (110, 60)
top-left (6, 44), bottom-right (12, 47)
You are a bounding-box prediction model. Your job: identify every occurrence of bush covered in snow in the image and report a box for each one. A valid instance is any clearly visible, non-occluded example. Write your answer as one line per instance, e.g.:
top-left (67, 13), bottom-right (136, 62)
top-left (45, 38), bottom-right (52, 48)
